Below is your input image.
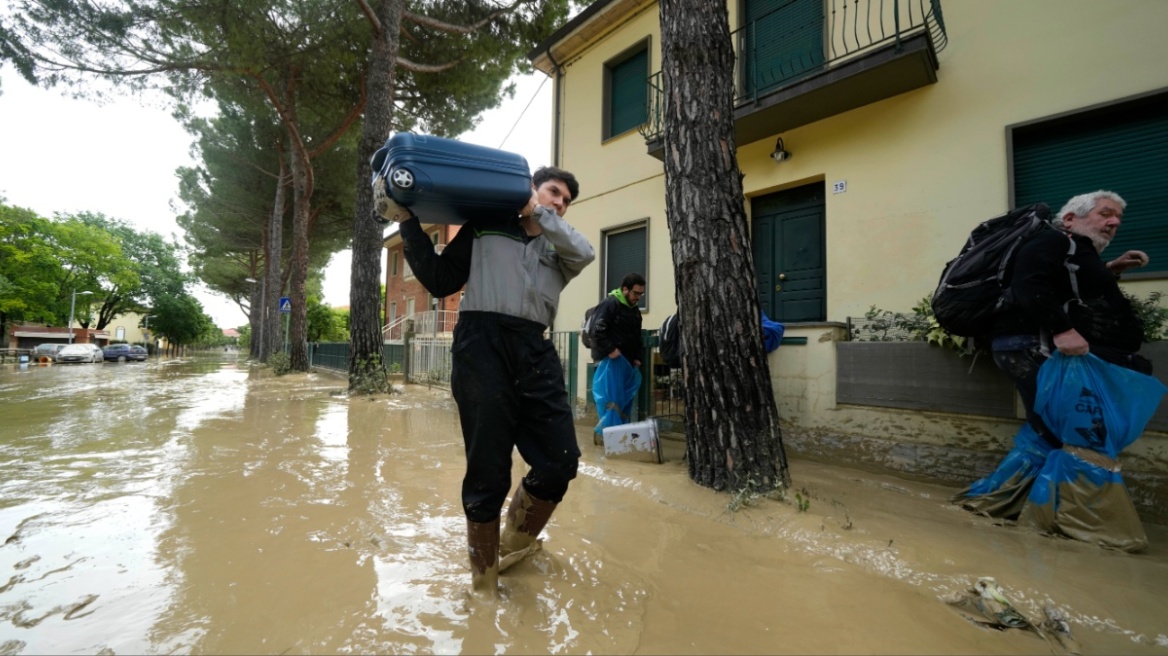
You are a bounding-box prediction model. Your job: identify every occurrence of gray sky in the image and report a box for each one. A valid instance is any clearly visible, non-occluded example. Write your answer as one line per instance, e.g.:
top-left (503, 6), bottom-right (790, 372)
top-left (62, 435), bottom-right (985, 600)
top-left (0, 69), bottom-right (553, 327)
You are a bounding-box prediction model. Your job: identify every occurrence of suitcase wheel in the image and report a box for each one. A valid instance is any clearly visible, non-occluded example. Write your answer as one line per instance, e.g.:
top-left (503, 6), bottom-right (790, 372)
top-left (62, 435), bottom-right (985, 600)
top-left (390, 167), bottom-right (415, 190)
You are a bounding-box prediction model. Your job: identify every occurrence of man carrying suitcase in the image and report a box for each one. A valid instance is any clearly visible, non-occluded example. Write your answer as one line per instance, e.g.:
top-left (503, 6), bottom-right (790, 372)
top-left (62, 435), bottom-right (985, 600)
top-left (392, 166), bottom-right (594, 599)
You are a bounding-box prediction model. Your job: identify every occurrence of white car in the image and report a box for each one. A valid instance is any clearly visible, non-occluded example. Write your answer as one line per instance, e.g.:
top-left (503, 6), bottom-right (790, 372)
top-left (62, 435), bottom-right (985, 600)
top-left (56, 343), bottom-right (104, 363)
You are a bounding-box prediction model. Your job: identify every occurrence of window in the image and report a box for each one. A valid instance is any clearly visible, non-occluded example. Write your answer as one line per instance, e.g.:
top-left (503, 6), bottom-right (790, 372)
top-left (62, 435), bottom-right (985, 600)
top-left (1011, 90), bottom-right (1168, 275)
top-left (602, 222), bottom-right (648, 309)
top-left (406, 298), bottom-right (415, 317)
top-left (391, 251), bottom-right (399, 277)
top-left (115, 327), bottom-right (125, 341)
top-left (389, 302), bottom-right (397, 324)
top-left (404, 257), bottom-right (413, 280)
top-left (604, 41), bottom-right (650, 139)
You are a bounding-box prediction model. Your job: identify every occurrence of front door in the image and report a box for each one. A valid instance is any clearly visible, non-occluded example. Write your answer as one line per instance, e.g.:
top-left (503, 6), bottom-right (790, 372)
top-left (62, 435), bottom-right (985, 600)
top-left (751, 183), bottom-right (826, 322)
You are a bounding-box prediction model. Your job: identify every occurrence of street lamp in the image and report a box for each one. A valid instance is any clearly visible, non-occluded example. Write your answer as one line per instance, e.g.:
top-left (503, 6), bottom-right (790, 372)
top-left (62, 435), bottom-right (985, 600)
top-left (245, 276), bottom-right (266, 357)
top-left (68, 289), bottom-right (93, 344)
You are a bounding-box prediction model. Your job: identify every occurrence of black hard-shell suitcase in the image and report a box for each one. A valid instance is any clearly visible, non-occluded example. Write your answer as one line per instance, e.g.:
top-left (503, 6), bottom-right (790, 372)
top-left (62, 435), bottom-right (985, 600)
top-left (370, 133), bottom-right (532, 225)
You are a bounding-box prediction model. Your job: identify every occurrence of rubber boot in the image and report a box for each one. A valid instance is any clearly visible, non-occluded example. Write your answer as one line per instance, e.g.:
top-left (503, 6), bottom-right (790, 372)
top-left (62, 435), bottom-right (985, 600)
top-left (499, 483), bottom-right (557, 573)
top-left (467, 518), bottom-right (500, 599)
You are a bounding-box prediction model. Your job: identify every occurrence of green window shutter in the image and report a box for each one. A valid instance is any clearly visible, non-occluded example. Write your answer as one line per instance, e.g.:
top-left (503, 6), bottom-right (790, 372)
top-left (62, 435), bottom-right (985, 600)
top-left (1014, 95), bottom-right (1168, 273)
top-left (743, 0), bottom-right (824, 97)
top-left (605, 226), bottom-right (647, 308)
top-left (609, 49), bottom-right (648, 137)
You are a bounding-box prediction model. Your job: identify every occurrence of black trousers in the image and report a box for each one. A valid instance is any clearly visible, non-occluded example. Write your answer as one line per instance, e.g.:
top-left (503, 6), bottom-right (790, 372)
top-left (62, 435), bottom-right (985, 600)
top-left (991, 343), bottom-right (1061, 449)
top-left (450, 312), bottom-right (580, 523)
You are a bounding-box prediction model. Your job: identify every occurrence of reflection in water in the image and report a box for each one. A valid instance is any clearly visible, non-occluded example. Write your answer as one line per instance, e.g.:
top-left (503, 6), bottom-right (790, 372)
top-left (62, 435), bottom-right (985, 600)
top-left (2, 357), bottom-right (1167, 654)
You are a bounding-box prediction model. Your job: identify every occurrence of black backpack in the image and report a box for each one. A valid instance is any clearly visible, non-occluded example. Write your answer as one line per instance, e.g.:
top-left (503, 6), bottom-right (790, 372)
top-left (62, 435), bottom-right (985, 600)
top-left (580, 305), bottom-right (599, 348)
top-left (658, 313), bottom-right (682, 368)
top-left (931, 204), bottom-right (1052, 337)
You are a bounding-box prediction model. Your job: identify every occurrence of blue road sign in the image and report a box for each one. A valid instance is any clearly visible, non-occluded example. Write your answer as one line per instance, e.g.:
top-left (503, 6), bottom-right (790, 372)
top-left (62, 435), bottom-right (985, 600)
top-left (279, 297), bottom-right (292, 314)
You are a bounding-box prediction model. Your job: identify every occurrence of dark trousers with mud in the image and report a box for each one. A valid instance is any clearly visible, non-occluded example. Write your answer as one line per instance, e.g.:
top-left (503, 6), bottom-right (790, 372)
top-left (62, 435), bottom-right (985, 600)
top-left (451, 311), bottom-right (580, 523)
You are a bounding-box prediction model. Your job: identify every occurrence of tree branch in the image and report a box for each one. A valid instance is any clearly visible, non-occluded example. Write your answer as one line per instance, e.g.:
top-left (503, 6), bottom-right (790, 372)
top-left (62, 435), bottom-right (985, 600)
top-left (402, 0), bottom-right (530, 34)
top-left (396, 56), bottom-right (463, 74)
top-left (354, 0), bottom-right (382, 37)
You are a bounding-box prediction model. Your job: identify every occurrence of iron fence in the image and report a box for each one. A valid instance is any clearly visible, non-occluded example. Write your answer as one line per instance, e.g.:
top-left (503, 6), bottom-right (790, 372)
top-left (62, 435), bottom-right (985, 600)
top-left (408, 336), bottom-right (454, 388)
top-left (307, 342), bottom-right (407, 374)
top-left (641, 0), bottom-right (948, 142)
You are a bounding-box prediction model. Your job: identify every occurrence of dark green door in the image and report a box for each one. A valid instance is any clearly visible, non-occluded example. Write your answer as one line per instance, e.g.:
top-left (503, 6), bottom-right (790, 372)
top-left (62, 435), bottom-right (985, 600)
top-left (752, 183), bottom-right (826, 321)
top-left (743, 0), bottom-right (825, 99)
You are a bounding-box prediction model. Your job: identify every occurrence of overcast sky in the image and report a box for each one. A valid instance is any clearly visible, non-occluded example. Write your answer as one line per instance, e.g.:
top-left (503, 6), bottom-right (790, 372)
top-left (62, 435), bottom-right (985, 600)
top-left (0, 68), bottom-right (553, 327)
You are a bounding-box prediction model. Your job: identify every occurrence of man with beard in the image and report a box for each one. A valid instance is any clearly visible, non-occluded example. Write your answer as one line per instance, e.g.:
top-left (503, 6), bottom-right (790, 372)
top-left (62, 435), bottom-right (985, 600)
top-left (990, 190), bottom-right (1151, 451)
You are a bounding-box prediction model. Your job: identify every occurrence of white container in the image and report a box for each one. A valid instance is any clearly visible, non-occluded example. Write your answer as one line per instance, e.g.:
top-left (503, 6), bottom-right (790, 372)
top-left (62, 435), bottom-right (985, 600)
top-left (602, 419), bottom-right (663, 464)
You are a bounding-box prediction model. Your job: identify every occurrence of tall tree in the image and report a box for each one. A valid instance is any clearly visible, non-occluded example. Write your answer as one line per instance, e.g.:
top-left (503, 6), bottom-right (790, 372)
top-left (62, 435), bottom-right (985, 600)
top-left (658, 0), bottom-right (789, 492)
top-left (0, 203), bottom-right (64, 334)
top-left (348, 0), bottom-right (571, 392)
top-left (73, 212), bottom-right (189, 329)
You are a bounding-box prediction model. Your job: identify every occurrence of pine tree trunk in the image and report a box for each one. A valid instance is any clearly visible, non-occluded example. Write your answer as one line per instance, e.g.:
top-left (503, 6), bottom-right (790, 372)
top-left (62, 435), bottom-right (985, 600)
top-left (287, 104), bottom-right (311, 372)
top-left (659, 0), bottom-right (789, 492)
top-left (348, 0), bottom-right (405, 393)
top-left (262, 159), bottom-right (286, 363)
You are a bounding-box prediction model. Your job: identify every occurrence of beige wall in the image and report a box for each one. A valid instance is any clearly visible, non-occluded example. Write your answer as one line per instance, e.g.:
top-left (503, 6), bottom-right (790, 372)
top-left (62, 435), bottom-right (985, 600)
top-left (553, 0), bottom-right (1168, 404)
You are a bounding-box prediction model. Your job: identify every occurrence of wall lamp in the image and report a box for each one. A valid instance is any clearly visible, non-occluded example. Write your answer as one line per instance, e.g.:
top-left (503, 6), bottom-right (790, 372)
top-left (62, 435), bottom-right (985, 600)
top-left (770, 137), bottom-right (792, 163)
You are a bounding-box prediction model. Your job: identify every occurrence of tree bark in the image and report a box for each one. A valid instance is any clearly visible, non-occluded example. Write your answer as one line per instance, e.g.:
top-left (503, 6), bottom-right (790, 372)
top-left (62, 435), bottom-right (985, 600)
top-left (659, 0), bottom-right (789, 492)
top-left (287, 98), bottom-right (311, 372)
top-left (348, 0), bottom-right (406, 392)
top-left (262, 158), bottom-right (286, 363)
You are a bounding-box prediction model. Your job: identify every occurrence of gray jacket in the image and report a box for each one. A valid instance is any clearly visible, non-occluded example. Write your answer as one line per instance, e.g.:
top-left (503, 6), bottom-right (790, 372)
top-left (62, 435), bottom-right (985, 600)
top-left (400, 207), bottom-right (595, 328)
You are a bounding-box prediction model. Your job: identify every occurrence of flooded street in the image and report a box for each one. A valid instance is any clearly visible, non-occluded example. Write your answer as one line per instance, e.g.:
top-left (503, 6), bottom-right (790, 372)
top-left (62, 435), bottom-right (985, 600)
top-left (1, 355), bottom-right (1166, 655)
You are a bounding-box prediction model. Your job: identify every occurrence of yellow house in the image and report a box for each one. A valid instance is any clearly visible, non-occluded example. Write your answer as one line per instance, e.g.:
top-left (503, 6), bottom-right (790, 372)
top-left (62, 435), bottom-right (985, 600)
top-left (528, 0), bottom-right (1168, 516)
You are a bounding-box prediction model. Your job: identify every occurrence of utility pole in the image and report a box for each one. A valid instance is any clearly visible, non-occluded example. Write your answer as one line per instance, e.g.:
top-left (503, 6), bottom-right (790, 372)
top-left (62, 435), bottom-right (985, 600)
top-left (68, 289), bottom-right (93, 344)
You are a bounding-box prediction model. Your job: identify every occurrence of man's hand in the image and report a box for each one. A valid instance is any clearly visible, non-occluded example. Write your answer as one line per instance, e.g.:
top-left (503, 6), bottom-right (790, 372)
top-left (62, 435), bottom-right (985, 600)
top-left (608, 348), bottom-right (621, 360)
top-left (520, 185), bottom-right (539, 218)
top-left (1106, 250), bottom-right (1149, 274)
top-left (1053, 328), bottom-right (1089, 356)
top-left (633, 360), bottom-right (641, 367)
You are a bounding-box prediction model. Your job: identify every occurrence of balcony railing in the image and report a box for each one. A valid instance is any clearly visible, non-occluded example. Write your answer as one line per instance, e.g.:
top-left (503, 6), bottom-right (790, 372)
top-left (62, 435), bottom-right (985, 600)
top-left (640, 0), bottom-right (947, 143)
top-left (381, 310), bottom-right (459, 342)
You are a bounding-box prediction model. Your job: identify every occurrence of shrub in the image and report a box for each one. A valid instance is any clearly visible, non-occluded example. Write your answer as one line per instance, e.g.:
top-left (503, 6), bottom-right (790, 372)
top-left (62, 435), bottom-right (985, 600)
top-left (1125, 290), bottom-right (1168, 342)
top-left (268, 351), bottom-right (292, 376)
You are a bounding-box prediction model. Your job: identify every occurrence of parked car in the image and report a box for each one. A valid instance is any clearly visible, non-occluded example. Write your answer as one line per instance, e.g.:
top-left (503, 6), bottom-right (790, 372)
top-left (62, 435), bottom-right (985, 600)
top-left (103, 343), bottom-right (147, 362)
top-left (31, 343), bottom-right (67, 362)
top-left (56, 343), bottom-right (103, 363)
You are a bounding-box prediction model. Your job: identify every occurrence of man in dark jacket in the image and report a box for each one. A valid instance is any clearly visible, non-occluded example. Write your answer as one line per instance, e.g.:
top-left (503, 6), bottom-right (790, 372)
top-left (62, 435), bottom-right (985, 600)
top-left (393, 166), bottom-right (594, 598)
top-left (991, 190), bottom-right (1150, 451)
top-left (591, 273), bottom-right (646, 367)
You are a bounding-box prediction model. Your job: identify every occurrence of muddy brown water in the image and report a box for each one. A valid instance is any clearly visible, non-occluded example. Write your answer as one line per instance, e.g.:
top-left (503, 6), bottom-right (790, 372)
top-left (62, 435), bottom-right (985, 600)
top-left (1, 356), bottom-right (1166, 655)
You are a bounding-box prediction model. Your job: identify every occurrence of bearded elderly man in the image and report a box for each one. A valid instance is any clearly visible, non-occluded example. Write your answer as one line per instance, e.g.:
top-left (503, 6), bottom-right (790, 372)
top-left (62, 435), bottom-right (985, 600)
top-left (990, 190), bottom-right (1151, 451)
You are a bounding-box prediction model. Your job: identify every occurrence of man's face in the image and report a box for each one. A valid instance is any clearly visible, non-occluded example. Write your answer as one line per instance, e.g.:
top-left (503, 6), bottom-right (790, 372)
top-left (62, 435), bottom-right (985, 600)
top-left (536, 179), bottom-right (573, 217)
top-left (624, 284), bottom-right (645, 305)
top-left (1063, 197), bottom-right (1123, 252)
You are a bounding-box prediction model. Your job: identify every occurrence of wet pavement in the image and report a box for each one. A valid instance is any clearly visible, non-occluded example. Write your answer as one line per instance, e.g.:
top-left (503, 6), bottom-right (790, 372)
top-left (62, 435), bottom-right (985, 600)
top-left (1, 355), bottom-right (1166, 655)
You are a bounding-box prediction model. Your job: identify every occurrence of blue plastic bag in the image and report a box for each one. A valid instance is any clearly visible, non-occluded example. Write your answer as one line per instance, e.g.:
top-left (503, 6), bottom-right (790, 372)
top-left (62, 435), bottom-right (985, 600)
top-left (1022, 352), bottom-right (1166, 552)
top-left (964, 424), bottom-right (1052, 497)
top-left (593, 356), bottom-right (642, 435)
top-left (1034, 352), bottom-right (1166, 459)
top-left (761, 311), bottom-right (785, 354)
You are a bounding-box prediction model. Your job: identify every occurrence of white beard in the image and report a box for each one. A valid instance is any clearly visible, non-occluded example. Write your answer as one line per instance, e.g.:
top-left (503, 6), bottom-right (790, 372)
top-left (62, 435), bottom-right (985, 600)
top-left (1067, 225), bottom-right (1111, 253)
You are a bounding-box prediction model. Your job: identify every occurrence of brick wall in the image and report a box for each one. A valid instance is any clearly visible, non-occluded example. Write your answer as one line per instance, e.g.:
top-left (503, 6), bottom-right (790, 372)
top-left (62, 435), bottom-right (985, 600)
top-left (384, 224), bottom-right (464, 325)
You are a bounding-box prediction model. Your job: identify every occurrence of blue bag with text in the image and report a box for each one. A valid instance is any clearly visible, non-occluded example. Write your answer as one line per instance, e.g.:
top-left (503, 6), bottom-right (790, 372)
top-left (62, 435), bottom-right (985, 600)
top-left (593, 356), bottom-right (642, 435)
top-left (1034, 352), bottom-right (1164, 459)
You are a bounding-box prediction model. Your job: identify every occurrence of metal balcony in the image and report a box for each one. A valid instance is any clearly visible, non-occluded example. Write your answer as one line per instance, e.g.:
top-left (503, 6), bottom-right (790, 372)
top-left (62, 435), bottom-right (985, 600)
top-left (640, 0), bottom-right (948, 157)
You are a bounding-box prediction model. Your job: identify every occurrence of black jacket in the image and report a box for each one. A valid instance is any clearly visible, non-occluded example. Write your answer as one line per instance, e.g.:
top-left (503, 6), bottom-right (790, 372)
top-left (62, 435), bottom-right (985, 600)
top-left (993, 230), bottom-right (1143, 352)
top-left (590, 291), bottom-right (644, 364)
